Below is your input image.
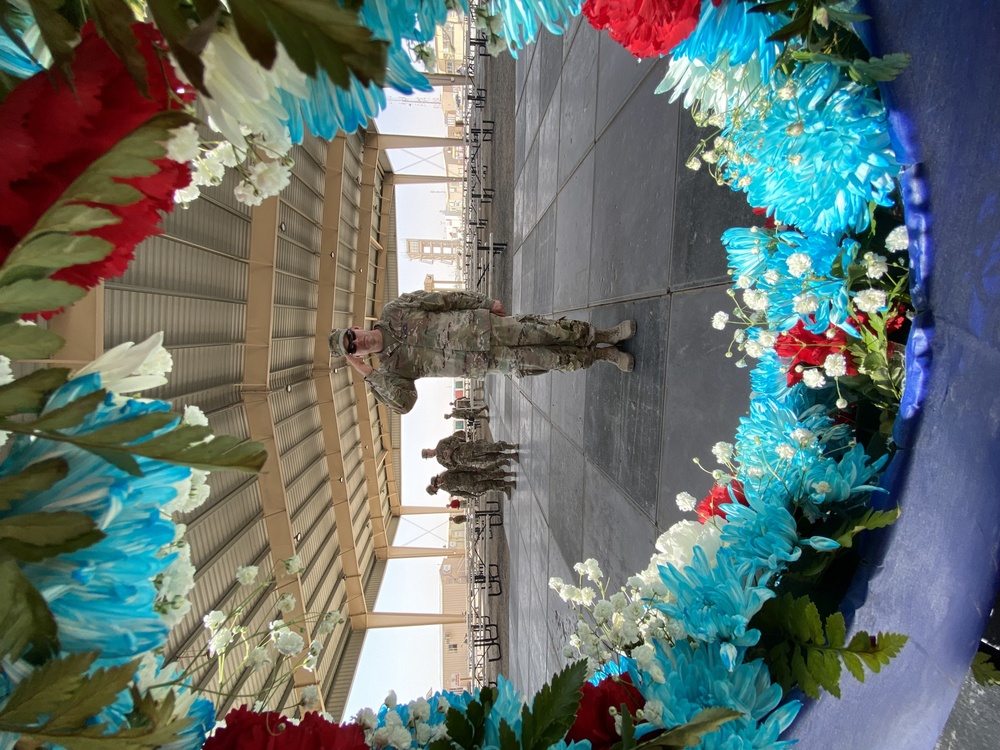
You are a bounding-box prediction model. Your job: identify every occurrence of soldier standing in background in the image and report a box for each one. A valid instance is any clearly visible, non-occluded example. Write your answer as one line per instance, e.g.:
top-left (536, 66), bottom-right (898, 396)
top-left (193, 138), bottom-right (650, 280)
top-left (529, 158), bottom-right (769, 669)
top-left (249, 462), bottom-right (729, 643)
top-left (422, 432), bottom-right (518, 472)
top-left (330, 290), bottom-right (636, 414)
top-left (445, 404), bottom-right (490, 422)
top-left (427, 468), bottom-right (516, 499)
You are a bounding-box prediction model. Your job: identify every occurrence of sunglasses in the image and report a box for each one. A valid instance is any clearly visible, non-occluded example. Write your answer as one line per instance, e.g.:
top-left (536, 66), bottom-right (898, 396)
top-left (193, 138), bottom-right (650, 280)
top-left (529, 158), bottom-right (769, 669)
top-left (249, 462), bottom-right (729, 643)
top-left (344, 329), bottom-right (357, 355)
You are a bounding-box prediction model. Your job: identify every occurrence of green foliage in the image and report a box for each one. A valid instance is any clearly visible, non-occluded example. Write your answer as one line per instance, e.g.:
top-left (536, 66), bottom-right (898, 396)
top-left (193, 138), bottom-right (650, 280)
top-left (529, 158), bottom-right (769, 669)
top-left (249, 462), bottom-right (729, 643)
top-left (0, 457), bottom-right (68, 511)
top-left (635, 708), bottom-right (744, 749)
top-left (0, 510), bottom-right (105, 562)
top-left (0, 651), bottom-right (194, 750)
top-left (498, 719), bottom-right (520, 750)
top-left (434, 687), bottom-right (497, 750)
top-left (0, 278), bottom-right (87, 316)
top-left (520, 660), bottom-right (588, 750)
top-left (0, 323), bottom-right (65, 359)
top-left (752, 593), bottom-right (908, 699)
top-left (0, 110), bottom-right (195, 290)
top-left (228, 0), bottom-right (388, 90)
top-left (971, 651), bottom-right (1000, 687)
top-left (791, 51), bottom-right (912, 86)
top-left (25, 0), bottom-right (79, 74)
top-left (88, 0), bottom-right (149, 94)
top-left (146, 0), bottom-right (220, 94)
top-left (833, 506), bottom-right (900, 549)
top-left (618, 703), bottom-right (636, 750)
top-left (0, 556), bottom-right (60, 661)
top-left (0, 367), bottom-right (70, 419)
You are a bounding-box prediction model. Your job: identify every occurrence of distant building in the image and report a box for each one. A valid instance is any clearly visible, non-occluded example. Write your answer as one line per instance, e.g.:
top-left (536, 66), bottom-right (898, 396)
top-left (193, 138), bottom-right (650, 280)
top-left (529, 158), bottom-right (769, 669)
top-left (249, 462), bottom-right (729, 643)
top-left (440, 522), bottom-right (470, 690)
top-left (407, 238), bottom-right (464, 265)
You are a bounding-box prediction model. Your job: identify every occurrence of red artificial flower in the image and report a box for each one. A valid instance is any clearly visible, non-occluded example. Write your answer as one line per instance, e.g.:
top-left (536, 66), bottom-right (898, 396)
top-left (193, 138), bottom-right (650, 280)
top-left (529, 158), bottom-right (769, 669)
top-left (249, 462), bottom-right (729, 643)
top-left (583, 0), bottom-right (704, 58)
top-left (774, 320), bottom-right (858, 386)
top-left (567, 674), bottom-right (645, 750)
top-left (205, 706), bottom-right (370, 750)
top-left (697, 479), bottom-right (746, 523)
top-left (0, 21), bottom-right (194, 307)
top-left (751, 206), bottom-right (778, 230)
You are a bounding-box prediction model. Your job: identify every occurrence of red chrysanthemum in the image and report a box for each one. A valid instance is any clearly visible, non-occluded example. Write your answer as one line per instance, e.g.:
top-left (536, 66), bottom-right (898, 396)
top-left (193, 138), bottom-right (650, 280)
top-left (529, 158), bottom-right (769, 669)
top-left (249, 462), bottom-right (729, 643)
top-left (697, 479), bottom-right (746, 523)
top-left (0, 21), bottom-right (195, 304)
top-left (567, 674), bottom-right (645, 750)
top-left (204, 706), bottom-right (369, 750)
top-left (774, 320), bottom-right (859, 386)
top-left (583, 0), bottom-right (704, 58)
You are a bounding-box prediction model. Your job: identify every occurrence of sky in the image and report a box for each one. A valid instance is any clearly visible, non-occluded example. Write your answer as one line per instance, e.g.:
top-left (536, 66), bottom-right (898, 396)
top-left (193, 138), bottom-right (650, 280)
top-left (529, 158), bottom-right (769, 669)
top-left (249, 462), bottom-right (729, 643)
top-left (342, 91), bottom-right (467, 716)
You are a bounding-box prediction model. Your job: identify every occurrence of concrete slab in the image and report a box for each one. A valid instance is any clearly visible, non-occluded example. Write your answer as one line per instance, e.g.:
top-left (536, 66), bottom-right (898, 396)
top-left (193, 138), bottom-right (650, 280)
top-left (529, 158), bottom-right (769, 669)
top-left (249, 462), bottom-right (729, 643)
top-left (589, 70), bottom-right (679, 304)
top-left (595, 33), bottom-right (663, 137)
top-left (537, 84), bottom-right (562, 219)
top-left (554, 153), bottom-right (594, 312)
top-left (547, 427), bottom-right (587, 566)
top-left (538, 29), bottom-right (563, 115)
top-left (557, 26), bottom-right (598, 190)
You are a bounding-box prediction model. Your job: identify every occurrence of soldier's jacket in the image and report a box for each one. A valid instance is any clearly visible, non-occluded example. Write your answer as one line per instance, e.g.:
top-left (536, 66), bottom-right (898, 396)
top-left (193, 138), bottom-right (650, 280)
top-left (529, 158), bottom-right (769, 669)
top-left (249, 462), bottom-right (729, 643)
top-left (435, 433), bottom-right (508, 470)
top-left (450, 406), bottom-right (487, 421)
top-left (365, 290), bottom-right (494, 413)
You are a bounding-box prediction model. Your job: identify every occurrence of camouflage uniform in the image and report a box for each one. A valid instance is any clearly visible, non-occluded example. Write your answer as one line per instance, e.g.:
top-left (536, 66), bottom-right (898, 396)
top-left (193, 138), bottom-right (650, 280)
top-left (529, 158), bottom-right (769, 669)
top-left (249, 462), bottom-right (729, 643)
top-left (364, 290), bottom-right (596, 413)
top-left (434, 432), bottom-right (514, 472)
top-left (437, 469), bottom-right (513, 498)
top-left (448, 406), bottom-right (489, 422)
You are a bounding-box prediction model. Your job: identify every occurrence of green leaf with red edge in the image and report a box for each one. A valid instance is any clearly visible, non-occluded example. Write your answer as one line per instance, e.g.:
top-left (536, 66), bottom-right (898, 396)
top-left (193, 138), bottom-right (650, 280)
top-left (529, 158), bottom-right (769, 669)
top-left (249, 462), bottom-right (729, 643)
top-left (228, 0), bottom-right (388, 89)
top-left (145, 0), bottom-right (218, 95)
top-left (88, 0), bottom-right (149, 96)
top-left (0, 109), bottom-right (196, 287)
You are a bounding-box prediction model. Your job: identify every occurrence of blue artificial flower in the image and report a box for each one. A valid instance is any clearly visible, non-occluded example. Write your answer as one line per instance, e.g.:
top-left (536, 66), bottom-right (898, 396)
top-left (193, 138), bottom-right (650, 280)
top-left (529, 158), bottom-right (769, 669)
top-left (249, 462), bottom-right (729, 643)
top-left (749, 350), bottom-right (809, 408)
top-left (484, 675), bottom-right (525, 747)
top-left (799, 443), bottom-right (888, 520)
top-left (632, 640), bottom-right (800, 749)
top-left (488, 0), bottom-right (581, 55)
top-left (720, 62), bottom-right (899, 235)
top-left (656, 0), bottom-right (787, 112)
top-left (655, 547), bottom-right (774, 650)
top-left (718, 496), bottom-right (806, 584)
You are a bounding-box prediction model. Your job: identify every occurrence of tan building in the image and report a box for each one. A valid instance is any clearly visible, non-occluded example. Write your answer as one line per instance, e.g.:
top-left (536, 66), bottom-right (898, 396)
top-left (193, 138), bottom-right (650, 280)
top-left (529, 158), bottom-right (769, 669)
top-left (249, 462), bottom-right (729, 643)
top-left (406, 237), bottom-right (464, 265)
top-left (46, 122), bottom-right (463, 719)
top-left (440, 523), bottom-right (470, 691)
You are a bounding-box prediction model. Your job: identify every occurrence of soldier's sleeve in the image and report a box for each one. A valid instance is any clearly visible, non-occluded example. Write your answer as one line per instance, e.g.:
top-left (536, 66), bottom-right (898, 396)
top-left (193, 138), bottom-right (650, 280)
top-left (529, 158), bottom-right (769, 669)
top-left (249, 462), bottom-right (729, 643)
top-left (387, 290), bottom-right (492, 313)
top-left (365, 368), bottom-right (417, 414)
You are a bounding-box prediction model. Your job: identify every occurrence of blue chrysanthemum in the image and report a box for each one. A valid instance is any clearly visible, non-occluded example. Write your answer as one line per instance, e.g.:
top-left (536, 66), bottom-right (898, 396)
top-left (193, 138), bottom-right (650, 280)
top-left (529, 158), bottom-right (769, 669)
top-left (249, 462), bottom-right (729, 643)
top-left (656, 0), bottom-right (787, 113)
top-left (720, 62), bottom-right (899, 235)
top-left (488, 0), bottom-right (581, 55)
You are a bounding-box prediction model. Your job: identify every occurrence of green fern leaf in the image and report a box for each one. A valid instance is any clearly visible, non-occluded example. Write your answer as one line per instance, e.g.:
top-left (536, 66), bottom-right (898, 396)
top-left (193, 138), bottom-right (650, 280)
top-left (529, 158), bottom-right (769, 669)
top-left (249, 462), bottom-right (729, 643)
top-left (521, 660), bottom-right (588, 750)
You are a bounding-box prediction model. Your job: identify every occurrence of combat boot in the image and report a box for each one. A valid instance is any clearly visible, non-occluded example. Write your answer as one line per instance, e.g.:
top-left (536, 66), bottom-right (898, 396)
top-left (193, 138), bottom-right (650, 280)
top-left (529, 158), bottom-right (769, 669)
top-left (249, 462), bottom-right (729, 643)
top-left (595, 320), bottom-right (637, 344)
top-left (595, 346), bottom-right (634, 372)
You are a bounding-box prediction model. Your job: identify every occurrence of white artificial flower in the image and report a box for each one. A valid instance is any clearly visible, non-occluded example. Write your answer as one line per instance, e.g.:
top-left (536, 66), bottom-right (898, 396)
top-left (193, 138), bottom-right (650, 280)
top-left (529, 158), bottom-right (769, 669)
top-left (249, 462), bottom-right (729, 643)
top-left (74, 332), bottom-right (172, 394)
top-left (192, 151), bottom-right (226, 186)
top-left (236, 565), bottom-right (259, 586)
top-left (251, 160), bottom-right (292, 198)
top-left (356, 708), bottom-right (378, 730)
top-left (156, 543), bottom-right (195, 602)
top-left (389, 727), bottom-right (413, 749)
top-left (414, 723), bottom-right (433, 745)
top-left (203, 610), bottom-right (227, 631)
top-left (786, 252), bottom-right (812, 278)
top-left (317, 610), bottom-right (344, 634)
top-left (207, 627), bottom-right (235, 656)
top-left (763, 269), bottom-right (780, 285)
top-left (685, 156), bottom-right (701, 171)
top-left (836, 397), bottom-right (849, 409)
top-left (757, 330), bottom-right (777, 349)
top-left (165, 123), bottom-right (201, 163)
top-left (743, 289), bottom-right (770, 311)
top-left (209, 141), bottom-right (241, 168)
top-left (885, 225), bottom-right (909, 252)
top-left (273, 628), bottom-right (305, 656)
top-left (651, 520), bottom-right (723, 573)
top-left (823, 353), bottom-right (848, 377)
top-left (276, 593), bottom-right (296, 613)
top-left (744, 340), bottom-right (764, 358)
top-left (576, 586), bottom-right (596, 606)
top-left (793, 293), bottom-right (820, 315)
top-left (234, 180), bottom-right (264, 206)
top-left (409, 698), bottom-right (431, 723)
top-left (675, 491), bottom-right (697, 512)
top-left (812, 481), bottom-right (833, 495)
top-left (802, 369), bottom-right (827, 389)
top-left (248, 645), bottom-right (273, 672)
top-left (173, 183), bottom-right (201, 205)
top-left (0, 355), bottom-right (12, 386)
top-left (733, 328), bottom-right (747, 344)
top-left (864, 252), bottom-right (889, 279)
top-left (300, 685), bottom-right (321, 708)
top-left (735, 274), bottom-right (753, 289)
top-left (776, 444), bottom-right (796, 460)
top-left (711, 442), bottom-right (734, 463)
top-left (789, 428), bottom-right (814, 446)
top-left (702, 149), bottom-right (718, 164)
top-left (711, 311), bottom-right (729, 330)
top-left (183, 405), bottom-right (209, 427)
top-left (573, 558), bottom-right (603, 583)
top-left (303, 651), bottom-right (319, 670)
top-left (854, 288), bottom-right (887, 314)
top-left (282, 555), bottom-right (305, 575)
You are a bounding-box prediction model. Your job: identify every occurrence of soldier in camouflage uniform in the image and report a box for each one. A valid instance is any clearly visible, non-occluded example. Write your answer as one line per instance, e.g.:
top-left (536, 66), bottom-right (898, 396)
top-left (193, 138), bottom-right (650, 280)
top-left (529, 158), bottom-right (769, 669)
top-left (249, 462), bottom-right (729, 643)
top-left (445, 405), bottom-right (489, 422)
top-left (330, 290), bottom-right (636, 414)
top-left (422, 431), bottom-right (518, 472)
top-left (427, 468), bottom-right (516, 498)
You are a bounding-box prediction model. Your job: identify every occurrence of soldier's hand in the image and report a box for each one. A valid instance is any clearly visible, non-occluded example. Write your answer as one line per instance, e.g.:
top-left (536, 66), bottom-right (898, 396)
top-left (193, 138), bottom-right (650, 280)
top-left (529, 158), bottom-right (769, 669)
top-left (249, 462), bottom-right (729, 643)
top-left (490, 300), bottom-right (507, 316)
top-left (345, 355), bottom-right (373, 377)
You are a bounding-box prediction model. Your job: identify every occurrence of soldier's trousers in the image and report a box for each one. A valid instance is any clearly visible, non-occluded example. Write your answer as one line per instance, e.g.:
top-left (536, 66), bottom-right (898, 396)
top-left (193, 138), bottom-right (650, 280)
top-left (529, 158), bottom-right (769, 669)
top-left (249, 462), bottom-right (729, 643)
top-left (488, 315), bottom-right (596, 376)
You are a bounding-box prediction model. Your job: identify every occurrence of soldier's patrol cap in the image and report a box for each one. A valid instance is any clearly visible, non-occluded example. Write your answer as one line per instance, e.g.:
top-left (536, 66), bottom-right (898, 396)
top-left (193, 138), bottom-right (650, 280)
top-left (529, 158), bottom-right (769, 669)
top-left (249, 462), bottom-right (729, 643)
top-left (329, 328), bottom-right (350, 357)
